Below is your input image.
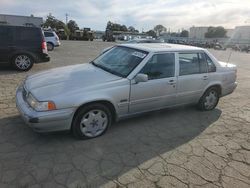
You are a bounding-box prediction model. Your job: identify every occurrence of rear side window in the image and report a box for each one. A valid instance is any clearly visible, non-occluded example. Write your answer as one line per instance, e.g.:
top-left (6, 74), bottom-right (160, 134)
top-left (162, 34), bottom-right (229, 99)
top-left (179, 53), bottom-right (200, 75)
top-left (205, 54), bottom-right (216, 72)
top-left (0, 27), bottom-right (13, 44)
top-left (44, 32), bottom-right (54, 37)
top-left (140, 53), bottom-right (175, 80)
top-left (15, 27), bottom-right (41, 42)
top-left (179, 52), bottom-right (208, 76)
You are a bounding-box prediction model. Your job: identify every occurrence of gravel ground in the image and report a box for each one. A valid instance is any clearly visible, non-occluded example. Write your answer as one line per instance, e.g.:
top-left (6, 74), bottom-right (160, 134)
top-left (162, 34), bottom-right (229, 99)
top-left (0, 40), bottom-right (249, 188)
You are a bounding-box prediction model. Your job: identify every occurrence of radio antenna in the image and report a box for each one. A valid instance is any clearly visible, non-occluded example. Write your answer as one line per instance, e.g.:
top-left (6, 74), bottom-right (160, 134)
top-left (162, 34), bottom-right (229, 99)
top-left (227, 49), bottom-right (233, 66)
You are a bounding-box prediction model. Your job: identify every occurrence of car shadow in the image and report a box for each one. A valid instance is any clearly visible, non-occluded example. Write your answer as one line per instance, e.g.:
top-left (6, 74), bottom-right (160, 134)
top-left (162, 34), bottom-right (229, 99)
top-left (0, 64), bottom-right (21, 75)
top-left (0, 106), bottom-right (221, 187)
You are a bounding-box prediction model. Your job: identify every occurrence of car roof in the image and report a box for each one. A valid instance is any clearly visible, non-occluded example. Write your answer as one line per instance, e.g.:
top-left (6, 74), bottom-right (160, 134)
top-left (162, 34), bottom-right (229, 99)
top-left (118, 43), bottom-right (204, 52)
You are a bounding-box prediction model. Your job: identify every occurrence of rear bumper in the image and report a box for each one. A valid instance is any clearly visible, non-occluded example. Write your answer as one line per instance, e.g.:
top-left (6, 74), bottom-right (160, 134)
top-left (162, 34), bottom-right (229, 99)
top-left (16, 85), bottom-right (75, 132)
top-left (36, 53), bottom-right (50, 63)
top-left (221, 82), bottom-right (237, 97)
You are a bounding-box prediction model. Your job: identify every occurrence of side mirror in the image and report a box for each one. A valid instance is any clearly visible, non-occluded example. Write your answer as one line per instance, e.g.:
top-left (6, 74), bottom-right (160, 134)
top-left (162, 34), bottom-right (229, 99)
top-left (134, 73), bottom-right (148, 83)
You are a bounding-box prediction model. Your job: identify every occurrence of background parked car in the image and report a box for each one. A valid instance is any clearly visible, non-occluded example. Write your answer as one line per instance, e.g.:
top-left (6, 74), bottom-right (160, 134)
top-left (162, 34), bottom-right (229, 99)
top-left (0, 25), bottom-right (50, 71)
top-left (125, 39), bottom-right (164, 44)
top-left (240, 45), bottom-right (250, 53)
top-left (214, 43), bottom-right (226, 50)
top-left (44, 31), bottom-right (60, 51)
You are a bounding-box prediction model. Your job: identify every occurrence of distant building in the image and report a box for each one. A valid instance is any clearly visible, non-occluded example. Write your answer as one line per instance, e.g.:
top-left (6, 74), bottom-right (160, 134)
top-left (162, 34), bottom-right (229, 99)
top-left (230, 26), bottom-right (250, 41)
top-left (189, 26), bottom-right (209, 39)
top-left (226, 29), bottom-right (234, 38)
top-left (0, 14), bottom-right (43, 27)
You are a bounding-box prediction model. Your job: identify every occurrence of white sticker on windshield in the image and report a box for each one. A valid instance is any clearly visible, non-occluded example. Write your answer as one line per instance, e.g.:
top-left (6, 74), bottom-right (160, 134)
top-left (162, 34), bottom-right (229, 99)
top-left (132, 51), bottom-right (147, 58)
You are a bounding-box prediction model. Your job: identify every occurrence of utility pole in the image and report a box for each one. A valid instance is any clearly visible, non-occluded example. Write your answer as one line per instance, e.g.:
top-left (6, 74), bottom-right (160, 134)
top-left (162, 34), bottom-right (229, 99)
top-left (65, 13), bottom-right (69, 24)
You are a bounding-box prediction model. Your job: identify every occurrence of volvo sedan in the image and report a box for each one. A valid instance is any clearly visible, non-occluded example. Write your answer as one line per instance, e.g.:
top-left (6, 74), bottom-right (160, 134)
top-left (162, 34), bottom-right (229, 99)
top-left (16, 43), bottom-right (237, 139)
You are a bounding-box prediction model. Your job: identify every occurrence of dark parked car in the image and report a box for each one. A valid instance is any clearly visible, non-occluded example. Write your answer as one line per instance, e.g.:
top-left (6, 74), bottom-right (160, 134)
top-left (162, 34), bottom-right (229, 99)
top-left (214, 43), bottom-right (226, 50)
top-left (0, 25), bottom-right (50, 71)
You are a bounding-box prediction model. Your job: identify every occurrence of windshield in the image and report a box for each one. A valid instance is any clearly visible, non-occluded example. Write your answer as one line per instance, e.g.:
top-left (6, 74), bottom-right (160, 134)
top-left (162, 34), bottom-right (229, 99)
top-left (92, 46), bottom-right (148, 77)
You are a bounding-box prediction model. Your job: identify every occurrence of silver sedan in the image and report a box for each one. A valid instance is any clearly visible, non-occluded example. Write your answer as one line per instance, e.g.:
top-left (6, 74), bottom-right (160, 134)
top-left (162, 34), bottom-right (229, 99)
top-left (16, 43), bottom-right (237, 139)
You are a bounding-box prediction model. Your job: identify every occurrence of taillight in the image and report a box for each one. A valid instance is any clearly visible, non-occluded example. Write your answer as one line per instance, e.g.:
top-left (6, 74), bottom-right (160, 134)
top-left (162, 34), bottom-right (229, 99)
top-left (42, 39), bottom-right (48, 54)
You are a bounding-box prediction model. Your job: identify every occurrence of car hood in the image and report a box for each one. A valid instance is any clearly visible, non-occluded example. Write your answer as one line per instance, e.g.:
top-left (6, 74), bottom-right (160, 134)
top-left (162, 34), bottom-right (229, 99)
top-left (25, 63), bottom-right (121, 100)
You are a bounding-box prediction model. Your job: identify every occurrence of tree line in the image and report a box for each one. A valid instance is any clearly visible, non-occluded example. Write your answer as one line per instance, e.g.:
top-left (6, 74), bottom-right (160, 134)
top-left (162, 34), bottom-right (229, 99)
top-left (43, 13), bottom-right (80, 35)
top-left (43, 14), bottom-right (228, 39)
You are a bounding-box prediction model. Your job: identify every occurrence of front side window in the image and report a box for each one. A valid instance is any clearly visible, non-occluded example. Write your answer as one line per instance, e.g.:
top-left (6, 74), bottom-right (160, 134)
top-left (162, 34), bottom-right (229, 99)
top-left (140, 53), bottom-right (175, 80)
top-left (92, 46), bottom-right (148, 77)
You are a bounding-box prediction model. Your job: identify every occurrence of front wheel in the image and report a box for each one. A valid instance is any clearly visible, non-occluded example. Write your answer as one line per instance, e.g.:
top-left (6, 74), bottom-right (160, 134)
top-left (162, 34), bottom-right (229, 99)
top-left (12, 54), bottom-right (34, 71)
top-left (72, 103), bottom-right (112, 139)
top-left (197, 87), bottom-right (220, 111)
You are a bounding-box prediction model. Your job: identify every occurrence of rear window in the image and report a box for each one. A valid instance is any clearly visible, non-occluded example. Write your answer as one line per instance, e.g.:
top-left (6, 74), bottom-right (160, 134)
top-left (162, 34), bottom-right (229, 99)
top-left (44, 32), bottom-right (54, 37)
top-left (0, 26), bottom-right (13, 43)
top-left (15, 27), bottom-right (41, 42)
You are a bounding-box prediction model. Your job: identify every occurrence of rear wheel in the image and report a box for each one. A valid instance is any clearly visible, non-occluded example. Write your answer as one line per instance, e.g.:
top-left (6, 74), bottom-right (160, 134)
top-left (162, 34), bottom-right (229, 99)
top-left (12, 54), bottom-right (34, 71)
top-left (72, 103), bottom-right (112, 139)
top-left (197, 87), bottom-right (220, 111)
top-left (47, 42), bottom-right (54, 51)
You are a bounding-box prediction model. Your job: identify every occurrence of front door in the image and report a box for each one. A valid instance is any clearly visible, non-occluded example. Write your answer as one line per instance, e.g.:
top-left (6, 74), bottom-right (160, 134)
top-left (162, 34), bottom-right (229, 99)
top-left (129, 53), bottom-right (177, 113)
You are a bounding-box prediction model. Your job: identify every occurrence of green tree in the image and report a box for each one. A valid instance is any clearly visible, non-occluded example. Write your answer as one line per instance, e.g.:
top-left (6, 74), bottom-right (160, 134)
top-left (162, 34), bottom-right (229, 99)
top-left (56, 20), bottom-right (65, 30)
top-left (146, 30), bottom-right (157, 38)
top-left (64, 25), bottom-right (71, 40)
top-left (180, 30), bottom-right (189, 37)
top-left (105, 21), bottom-right (129, 32)
top-left (128, 26), bottom-right (135, 32)
top-left (106, 21), bottom-right (113, 31)
top-left (154, 24), bottom-right (166, 35)
top-left (43, 14), bottom-right (58, 28)
top-left (205, 26), bottom-right (227, 38)
top-left (43, 13), bottom-right (65, 30)
top-left (120, 25), bottom-right (128, 31)
top-left (67, 20), bottom-right (79, 33)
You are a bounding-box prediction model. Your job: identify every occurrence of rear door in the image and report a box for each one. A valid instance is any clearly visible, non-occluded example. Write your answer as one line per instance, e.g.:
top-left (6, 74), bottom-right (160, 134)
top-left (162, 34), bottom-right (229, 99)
top-left (14, 27), bottom-right (42, 53)
top-left (0, 26), bottom-right (13, 63)
top-left (129, 52), bottom-right (177, 113)
top-left (176, 52), bottom-right (209, 104)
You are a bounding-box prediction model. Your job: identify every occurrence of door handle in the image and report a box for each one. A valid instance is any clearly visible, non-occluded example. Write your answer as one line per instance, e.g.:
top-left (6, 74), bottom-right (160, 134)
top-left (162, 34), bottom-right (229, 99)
top-left (168, 80), bottom-right (176, 85)
top-left (202, 75), bottom-right (208, 80)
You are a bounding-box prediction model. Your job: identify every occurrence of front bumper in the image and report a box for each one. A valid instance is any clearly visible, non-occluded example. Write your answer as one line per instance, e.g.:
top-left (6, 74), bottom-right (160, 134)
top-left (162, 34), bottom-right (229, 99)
top-left (16, 85), bottom-right (75, 132)
top-left (55, 41), bottom-right (61, 47)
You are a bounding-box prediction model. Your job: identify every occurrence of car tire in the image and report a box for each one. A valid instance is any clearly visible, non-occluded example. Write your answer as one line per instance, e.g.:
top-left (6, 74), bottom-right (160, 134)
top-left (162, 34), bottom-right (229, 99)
top-left (12, 54), bottom-right (34, 71)
top-left (47, 42), bottom-right (54, 51)
top-left (72, 103), bottom-right (112, 139)
top-left (197, 87), bottom-right (220, 111)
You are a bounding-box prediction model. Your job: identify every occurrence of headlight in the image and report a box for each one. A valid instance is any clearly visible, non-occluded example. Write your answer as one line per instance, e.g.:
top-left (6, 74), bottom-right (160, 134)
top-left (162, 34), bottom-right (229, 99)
top-left (26, 93), bottom-right (56, 111)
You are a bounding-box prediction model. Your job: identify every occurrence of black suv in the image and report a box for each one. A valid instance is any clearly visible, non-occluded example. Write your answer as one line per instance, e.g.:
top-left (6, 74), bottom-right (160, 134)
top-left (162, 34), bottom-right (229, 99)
top-left (0, 25), bottom-right (50, 71)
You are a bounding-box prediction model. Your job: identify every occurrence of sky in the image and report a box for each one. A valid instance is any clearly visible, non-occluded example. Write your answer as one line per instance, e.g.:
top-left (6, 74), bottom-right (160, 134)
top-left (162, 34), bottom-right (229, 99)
top-left (1, 0), bottom-right (250, 32)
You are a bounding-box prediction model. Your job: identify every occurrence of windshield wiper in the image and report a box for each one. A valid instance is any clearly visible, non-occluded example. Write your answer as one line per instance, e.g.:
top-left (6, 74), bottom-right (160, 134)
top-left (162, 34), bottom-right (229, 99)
top-left (91, 61), bottom-right (125, 78)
